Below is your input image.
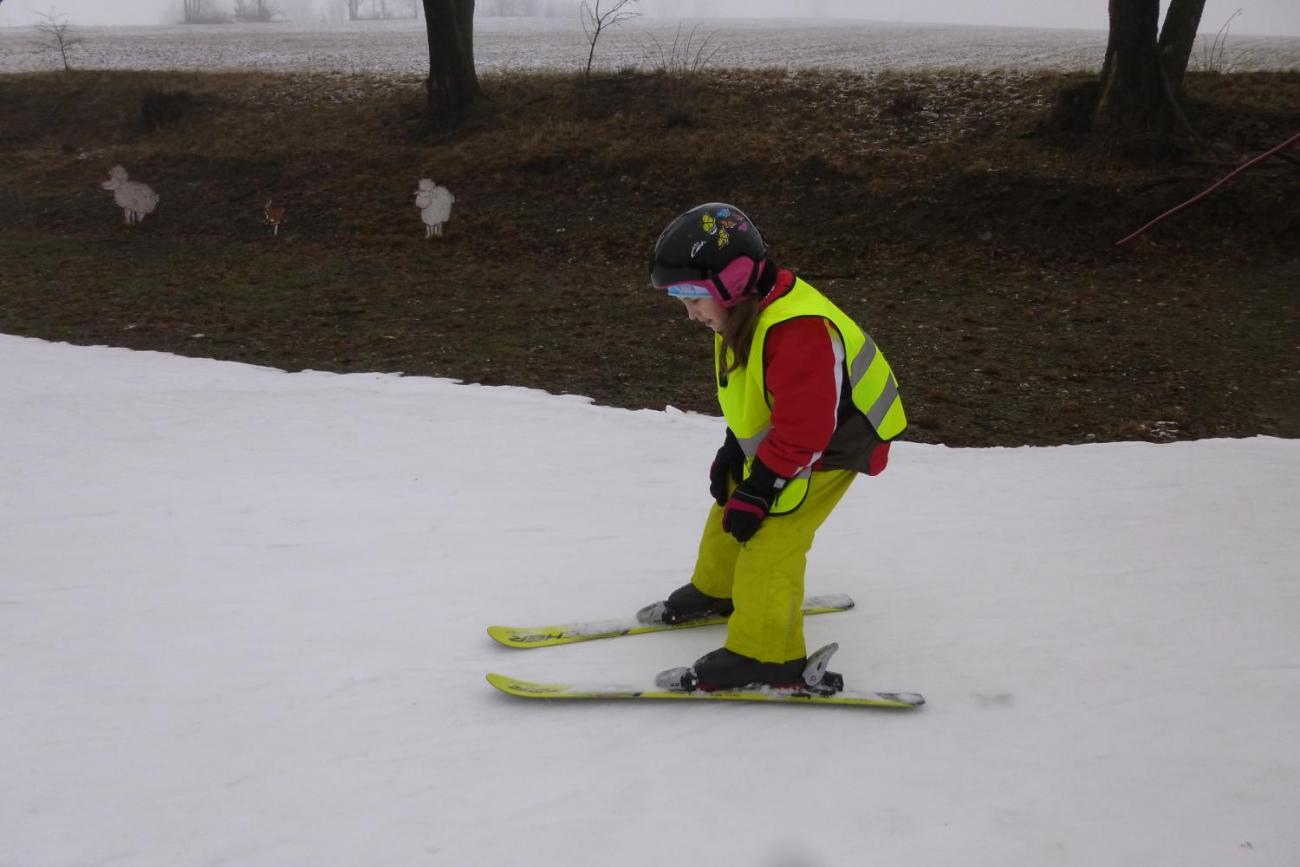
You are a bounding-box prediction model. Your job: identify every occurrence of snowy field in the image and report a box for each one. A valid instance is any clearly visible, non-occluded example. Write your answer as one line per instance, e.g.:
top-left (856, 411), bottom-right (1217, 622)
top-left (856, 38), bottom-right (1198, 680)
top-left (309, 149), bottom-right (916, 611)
top-left (2, 333), bottom-right (1298, 866)
top-left (3, 16), bottom-right (1300, 74)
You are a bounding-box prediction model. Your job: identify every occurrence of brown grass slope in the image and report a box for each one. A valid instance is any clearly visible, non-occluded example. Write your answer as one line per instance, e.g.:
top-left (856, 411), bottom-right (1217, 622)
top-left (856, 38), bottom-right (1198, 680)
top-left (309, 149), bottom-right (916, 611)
top-left (1, 68), bottom-right (1297, 447)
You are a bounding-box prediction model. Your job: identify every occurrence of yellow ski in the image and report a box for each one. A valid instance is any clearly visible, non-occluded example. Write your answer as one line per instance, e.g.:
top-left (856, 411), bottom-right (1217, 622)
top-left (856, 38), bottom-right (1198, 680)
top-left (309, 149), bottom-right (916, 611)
top-left (487, 593), bottom-right (854, 649)
top-left (486, 672), bottom-right (924, 709)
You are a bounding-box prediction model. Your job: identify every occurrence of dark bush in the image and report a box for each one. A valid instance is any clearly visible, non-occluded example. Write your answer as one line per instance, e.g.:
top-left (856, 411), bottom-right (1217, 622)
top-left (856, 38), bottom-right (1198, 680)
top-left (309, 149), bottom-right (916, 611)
top-left (140, 90), bottom-right (196, 131)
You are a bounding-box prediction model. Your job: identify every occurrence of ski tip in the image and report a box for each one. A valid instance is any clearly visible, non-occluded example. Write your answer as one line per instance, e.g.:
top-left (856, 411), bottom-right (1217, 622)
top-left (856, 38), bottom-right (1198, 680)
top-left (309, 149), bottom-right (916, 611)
top-left (487, 626), bottom-right (575, 648)
top-left (486, 626), bottom-right (527, 648)
top-left (487, 672), bottom-right (534, 695)
top-left (487, 672), bottom-right (572, 698)
top-left (486, 672), bottom-right (517, 691)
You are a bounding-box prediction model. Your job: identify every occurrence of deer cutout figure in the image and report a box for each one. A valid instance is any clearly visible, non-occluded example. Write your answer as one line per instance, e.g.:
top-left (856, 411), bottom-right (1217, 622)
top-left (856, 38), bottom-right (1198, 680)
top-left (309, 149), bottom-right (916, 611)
top-left (101, 165), bottom-right (159, 226)
top-left (263, 199), bottom-right (286, 236)
top-left (415, 179), bottom-right (454, 239)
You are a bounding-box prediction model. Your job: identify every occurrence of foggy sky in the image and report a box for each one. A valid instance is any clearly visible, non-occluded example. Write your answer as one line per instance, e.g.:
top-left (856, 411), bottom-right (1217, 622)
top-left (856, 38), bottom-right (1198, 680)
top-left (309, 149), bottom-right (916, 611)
top-left (2, 0), bottom-right (1298, 37)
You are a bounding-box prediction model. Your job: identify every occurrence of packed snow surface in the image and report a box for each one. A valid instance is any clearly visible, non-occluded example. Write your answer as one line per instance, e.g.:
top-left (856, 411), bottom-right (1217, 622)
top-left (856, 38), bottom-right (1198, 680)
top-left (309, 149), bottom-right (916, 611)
top-left (2, 334), bottom-right (1298, 866)
top-left (2, 17), bottom-right (1299, 74)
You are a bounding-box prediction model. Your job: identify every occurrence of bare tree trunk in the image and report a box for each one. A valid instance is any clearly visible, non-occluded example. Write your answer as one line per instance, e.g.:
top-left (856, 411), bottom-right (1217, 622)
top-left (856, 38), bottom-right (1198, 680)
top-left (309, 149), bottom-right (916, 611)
top-left (422, 0), bottom-right (480, 125)
top-left (1158, 0), bottom-right (1206, 95)
top-left (183, 0), bottom-right (211, 22)
top-left (1094, 0), bottom-right (1192, 140)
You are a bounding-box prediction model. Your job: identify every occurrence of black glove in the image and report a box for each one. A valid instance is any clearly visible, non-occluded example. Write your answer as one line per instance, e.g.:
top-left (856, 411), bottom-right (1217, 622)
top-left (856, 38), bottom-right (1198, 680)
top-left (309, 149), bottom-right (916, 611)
top-left (722, 458), bottom-right (785, 543)
top-left (709, 429), bottom-right (745, 507)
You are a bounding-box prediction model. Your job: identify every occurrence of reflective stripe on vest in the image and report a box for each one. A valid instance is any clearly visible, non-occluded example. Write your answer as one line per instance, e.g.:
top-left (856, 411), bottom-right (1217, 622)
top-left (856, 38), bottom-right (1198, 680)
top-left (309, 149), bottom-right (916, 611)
top-left (715, 278), bottom-right (905, 514)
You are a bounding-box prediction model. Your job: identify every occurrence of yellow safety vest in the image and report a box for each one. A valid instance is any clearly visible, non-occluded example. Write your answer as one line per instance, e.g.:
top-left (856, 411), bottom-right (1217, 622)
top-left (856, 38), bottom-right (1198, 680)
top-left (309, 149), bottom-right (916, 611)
top-left (716, 277), bottom-right (905, 514)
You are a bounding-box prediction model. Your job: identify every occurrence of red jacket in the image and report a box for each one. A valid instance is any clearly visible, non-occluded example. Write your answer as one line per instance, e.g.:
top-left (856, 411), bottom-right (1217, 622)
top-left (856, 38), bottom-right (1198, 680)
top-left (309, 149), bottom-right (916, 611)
top-left (754, 270), bottom-right (890, 479)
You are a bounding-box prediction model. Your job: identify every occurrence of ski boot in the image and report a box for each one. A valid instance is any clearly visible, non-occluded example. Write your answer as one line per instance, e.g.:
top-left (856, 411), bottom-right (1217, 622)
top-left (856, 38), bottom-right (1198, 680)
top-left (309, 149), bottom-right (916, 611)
top-left (656, 643), bottom-right (845, 696)
top-left (636, 583), bottom-right (734, 626)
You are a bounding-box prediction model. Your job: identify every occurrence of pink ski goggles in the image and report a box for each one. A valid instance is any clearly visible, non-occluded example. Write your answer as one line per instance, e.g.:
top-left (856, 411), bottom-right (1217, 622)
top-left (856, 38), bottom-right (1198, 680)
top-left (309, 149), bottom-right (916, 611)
top-left (659, 256), bottom-right (766, 309)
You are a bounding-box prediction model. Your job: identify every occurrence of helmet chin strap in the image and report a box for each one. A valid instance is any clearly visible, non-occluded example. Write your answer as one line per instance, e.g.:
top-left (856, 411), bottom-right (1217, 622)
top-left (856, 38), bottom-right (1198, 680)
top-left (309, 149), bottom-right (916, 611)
top-left (747, 257), bottom-right (764, 293)
top-left (709, 273), bottom-right (734, 304)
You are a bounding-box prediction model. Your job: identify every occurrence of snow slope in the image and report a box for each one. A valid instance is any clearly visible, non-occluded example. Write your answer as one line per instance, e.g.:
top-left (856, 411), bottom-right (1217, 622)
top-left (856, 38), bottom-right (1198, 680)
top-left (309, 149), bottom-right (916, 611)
top-left (2, 334), bottom-right (1297, 867)
top-left (3, 18), bottom-right (1298, 75)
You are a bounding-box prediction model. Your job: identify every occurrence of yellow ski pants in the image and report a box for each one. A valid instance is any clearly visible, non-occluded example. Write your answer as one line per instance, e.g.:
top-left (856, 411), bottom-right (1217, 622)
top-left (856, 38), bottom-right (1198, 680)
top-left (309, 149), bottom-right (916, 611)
top-left (689, 468), bottom-right (857, 664)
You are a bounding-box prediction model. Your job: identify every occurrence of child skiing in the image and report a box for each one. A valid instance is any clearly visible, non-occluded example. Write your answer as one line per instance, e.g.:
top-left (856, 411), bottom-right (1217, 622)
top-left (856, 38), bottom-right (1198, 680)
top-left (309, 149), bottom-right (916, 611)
top-left (643, 202), bottom-right (907, 691)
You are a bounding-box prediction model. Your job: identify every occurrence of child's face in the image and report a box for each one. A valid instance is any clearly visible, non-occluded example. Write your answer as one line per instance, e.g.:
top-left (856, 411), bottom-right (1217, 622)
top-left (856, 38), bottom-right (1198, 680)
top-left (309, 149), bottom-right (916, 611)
top-left (680, 297), bottom-right (727, 333)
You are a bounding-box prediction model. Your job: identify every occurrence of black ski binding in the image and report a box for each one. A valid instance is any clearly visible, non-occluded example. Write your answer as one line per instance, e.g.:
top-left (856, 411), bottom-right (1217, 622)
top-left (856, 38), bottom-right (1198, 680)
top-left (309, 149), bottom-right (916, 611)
top-left (654, 643), bottom-right (846, 695)
top-left (654, 666), bottom-right (698, 691)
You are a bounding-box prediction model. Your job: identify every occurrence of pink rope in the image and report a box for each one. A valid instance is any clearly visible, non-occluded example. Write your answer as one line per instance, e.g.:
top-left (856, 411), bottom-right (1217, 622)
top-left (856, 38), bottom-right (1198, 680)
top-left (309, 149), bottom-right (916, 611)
top-left (1115, 130), bottom-right (1300, 246)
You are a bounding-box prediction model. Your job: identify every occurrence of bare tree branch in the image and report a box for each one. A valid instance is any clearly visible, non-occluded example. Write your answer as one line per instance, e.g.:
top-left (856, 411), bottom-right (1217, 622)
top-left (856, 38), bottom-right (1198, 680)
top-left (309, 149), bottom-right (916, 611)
top-left (580, 0), bottom-right (638, 77)
top-left (1115, 131), bottom-right (1300, 245)
top-left (34, 7), bottom-right (83, 71)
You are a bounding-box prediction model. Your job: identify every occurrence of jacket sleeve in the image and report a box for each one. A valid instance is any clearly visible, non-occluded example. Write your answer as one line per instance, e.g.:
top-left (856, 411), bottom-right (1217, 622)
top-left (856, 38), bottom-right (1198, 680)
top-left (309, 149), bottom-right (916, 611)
top-left (755, 317), bottom-right (844, 480)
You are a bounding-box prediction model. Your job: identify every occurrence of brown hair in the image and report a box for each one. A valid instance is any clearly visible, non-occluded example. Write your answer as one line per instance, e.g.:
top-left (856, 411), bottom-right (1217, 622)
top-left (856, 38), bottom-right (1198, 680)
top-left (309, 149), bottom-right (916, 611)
top-left (719, 296), bottom-right (764, 374)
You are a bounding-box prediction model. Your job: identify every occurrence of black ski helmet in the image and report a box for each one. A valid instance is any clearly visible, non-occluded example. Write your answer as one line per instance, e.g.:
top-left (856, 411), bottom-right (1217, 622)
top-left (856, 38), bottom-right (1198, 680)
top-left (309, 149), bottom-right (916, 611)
top-left (649, 203), bottom-right (768, 307)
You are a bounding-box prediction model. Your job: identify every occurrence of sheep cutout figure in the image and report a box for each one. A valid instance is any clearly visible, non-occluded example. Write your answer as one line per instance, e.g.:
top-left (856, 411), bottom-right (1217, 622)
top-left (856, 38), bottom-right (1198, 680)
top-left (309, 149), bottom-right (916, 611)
top-left (101, 165), bottom-right (159, 226)
top-left (414, 179), bottom-right (454, 239)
